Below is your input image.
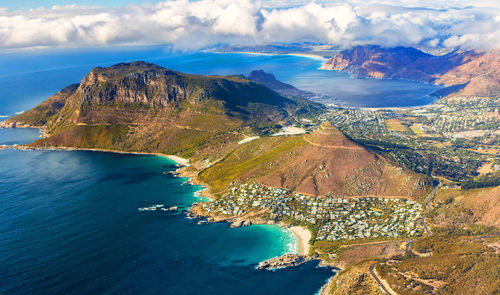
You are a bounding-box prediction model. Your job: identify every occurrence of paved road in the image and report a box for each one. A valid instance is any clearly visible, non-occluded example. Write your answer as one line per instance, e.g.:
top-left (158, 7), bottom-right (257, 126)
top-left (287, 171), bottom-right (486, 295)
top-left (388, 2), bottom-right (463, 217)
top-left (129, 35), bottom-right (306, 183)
top-left (421, 182), bottom-right (439, 237)
top-left (372, 181), bottom-right (440, 294)
top-left (369, 263), bottom-right (396, 295)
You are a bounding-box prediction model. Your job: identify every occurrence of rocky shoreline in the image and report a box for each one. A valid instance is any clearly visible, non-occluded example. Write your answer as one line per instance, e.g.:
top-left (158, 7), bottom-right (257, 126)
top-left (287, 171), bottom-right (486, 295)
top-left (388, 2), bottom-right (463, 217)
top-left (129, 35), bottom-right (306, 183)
top-left (257, 253), bottom-right (314, 270)
top-left (0, 134), bottom-right (325, 274)
top-left (0, 122), bottom-right (48, 137)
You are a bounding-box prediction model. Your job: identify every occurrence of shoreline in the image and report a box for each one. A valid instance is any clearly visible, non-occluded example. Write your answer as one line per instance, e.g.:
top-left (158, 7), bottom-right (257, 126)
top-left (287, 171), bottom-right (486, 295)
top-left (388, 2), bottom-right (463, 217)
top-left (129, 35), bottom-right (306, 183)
top-left (4, 142), bottom-right (307, 267)
top-left (12, 145), bottom-right (192, 167)
top-left (288, 226), bottom-right (311, 256)
top-left (206, 50), bottom-right (328, 62)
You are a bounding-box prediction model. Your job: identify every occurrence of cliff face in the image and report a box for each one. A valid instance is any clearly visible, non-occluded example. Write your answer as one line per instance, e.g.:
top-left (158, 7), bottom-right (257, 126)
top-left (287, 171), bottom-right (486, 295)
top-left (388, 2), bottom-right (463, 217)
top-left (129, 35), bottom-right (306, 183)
top-left (321, 46), bottom-right (499, 97)
top-left (3, 61), bottom-right (324, 166)
top-left (78, 67), bottom-right (191, 106)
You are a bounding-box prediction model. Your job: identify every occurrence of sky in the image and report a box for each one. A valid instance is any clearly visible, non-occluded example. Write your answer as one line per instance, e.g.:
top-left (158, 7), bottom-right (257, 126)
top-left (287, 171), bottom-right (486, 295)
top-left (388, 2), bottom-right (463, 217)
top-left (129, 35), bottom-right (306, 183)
top-left (0, 0), bottom-right (499, 51)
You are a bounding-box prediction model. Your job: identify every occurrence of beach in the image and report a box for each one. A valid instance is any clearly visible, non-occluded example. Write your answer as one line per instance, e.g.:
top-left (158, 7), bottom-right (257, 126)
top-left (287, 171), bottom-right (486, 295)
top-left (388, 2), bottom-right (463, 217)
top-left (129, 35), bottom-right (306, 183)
top-left (289, 226), bottom-right (311, 255)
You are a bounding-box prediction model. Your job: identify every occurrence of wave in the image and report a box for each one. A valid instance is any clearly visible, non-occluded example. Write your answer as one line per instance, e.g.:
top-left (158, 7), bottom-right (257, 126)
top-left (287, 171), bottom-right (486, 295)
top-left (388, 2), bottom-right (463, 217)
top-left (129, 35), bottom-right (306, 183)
top-left (15, 111), bottom-right (24, 115)
top-left (282, 228), bottom-right (299, 254)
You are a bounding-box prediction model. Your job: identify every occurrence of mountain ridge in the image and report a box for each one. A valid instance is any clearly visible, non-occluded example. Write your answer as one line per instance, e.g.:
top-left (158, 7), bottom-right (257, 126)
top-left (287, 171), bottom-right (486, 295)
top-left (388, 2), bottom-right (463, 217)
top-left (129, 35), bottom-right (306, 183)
top-left (2, 61), bottom-right (324, 167)
top-left (321, 45), bottom-right (499, 97)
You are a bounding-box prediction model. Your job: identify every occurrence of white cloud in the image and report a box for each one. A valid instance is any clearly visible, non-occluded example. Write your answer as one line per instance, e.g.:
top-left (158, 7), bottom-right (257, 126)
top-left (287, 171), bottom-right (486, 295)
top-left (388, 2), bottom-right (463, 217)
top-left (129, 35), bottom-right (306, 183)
top-left (0, 0), bottom-right (499, 51)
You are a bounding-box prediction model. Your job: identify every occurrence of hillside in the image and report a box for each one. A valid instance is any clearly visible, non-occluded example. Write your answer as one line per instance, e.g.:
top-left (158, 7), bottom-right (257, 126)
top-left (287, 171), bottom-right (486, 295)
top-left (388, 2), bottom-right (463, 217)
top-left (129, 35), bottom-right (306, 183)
top-left (320, 183), bottom-right (500, 295)
top-left (247, 70), bottom-right (315, 99)
top-left (200, 122), bottom-right (429, 199)
top-left (321, 45), bottom-right (499, 97)
top-left (2, 61), bottom-right (323, 166)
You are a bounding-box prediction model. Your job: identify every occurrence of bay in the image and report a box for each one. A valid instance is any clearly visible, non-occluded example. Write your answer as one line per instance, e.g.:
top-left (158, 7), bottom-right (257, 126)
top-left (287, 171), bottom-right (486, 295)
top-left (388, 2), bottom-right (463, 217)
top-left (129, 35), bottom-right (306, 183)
top-left (0, 46), bottom-right (441, 117)
top-left (0, 146), bottom-right (333, 294)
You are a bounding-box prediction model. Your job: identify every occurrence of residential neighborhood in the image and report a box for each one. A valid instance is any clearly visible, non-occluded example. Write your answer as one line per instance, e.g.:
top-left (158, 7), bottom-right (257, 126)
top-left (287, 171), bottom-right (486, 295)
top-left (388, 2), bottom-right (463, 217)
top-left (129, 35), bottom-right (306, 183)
top-left (200, 183), bottom-right (424, 241)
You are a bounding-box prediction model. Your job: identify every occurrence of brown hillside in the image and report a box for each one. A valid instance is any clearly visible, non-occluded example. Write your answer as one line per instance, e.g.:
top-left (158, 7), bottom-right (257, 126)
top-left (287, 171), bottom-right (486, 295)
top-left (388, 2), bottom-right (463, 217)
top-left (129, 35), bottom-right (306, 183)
top-left (436, 49), bottom-right (500, 97)
top-left (200, 123), bottom-right (430, 199)
top-left (431, 185), bottom-right (500, 229)
top-left (321, 45), bottom-right (499, 97)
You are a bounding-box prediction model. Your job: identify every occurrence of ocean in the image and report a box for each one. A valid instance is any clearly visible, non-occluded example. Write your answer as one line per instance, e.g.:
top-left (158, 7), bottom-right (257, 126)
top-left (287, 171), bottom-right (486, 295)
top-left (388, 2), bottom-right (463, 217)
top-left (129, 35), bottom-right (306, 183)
top-left (0, 46), bottom-right (439, 294)
top-left (0, 144), bottom-right (334, 294)
top-left (0, 45), bottom-right (440, 117)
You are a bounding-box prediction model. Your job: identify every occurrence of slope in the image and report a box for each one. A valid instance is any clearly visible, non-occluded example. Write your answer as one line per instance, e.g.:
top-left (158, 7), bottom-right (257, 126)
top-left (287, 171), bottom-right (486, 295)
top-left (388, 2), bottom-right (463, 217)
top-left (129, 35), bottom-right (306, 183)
top-left (321, 45), bottom-right (499, 97)
top-left (200, 122), bottom-right (430, 199)
top-left (3, 61), bottom-right (324, 166)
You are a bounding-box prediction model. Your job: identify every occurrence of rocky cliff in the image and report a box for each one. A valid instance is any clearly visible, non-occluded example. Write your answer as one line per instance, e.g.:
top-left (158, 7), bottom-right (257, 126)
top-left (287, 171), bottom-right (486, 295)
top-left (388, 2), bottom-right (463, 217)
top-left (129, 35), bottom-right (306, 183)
top-left (2, 61), bottom-right (324, 167)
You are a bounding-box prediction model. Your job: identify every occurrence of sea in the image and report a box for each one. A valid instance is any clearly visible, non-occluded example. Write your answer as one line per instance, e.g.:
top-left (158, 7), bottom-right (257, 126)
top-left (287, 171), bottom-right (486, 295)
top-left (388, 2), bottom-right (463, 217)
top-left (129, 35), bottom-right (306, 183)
top-left (0, 45), bottom-right (440, 294)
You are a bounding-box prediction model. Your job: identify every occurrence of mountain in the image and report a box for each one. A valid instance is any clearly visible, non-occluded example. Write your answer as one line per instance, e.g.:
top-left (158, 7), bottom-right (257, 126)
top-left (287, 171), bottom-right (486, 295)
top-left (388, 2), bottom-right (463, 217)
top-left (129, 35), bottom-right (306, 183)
top-left (247, 70), bottom-right (315, 99)
top-left (200, 122), bottom-right (430, 199)
top-left (2, 61), bottom-right (324, 166)
top-left (321, 45), bottom-right (499, 97)
top-left (3, 61), bottom-right (429, 198)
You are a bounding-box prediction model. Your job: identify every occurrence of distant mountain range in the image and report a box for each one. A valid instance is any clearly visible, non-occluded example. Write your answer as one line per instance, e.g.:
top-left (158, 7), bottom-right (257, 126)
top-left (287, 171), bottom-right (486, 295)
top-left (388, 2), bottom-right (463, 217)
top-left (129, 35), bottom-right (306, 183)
top-left (321, 45), bottom-right (500, 97)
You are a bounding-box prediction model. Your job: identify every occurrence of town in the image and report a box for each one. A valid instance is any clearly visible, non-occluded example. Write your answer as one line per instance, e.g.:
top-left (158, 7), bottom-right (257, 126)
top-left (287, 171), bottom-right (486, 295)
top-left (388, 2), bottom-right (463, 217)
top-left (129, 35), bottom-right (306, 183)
top-left (199, 183), bottom-right (424, 242)
top-left (327, 96), bottom-right (500, 182)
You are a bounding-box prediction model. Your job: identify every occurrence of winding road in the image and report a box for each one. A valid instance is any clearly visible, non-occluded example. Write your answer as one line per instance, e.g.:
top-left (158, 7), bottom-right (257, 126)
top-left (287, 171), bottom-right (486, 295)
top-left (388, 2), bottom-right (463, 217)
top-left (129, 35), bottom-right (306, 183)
top-left (369, 263), bottom-right (398, 295)
top-left (371, 181), bottom-right (439, 294)
top-left (421, 182), bottom-right (439, 237)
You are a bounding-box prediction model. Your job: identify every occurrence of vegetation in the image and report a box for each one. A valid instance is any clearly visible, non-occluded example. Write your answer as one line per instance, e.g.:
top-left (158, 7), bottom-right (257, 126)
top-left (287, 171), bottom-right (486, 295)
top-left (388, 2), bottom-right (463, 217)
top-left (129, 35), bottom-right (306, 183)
top-left (5, 61), bottom-right (324, 169)
top-left (199, 136), bottom-right (306, 192)
top-left (377, 235), bottom-right (500, 295)
top-left (461, 172), bottom-right (500, 189)
top-left (199, 124), bottom-right (429, 198)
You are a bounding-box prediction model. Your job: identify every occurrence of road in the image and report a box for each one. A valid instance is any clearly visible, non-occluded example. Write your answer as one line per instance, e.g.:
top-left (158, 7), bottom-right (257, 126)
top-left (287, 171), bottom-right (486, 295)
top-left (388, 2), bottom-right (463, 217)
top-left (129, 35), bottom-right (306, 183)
top-left (372, 181), bottom-right (439, 294)
top-left (421, 182), bottom-right (439, 237)
top-left (369, 263), bottom-right (397, 295)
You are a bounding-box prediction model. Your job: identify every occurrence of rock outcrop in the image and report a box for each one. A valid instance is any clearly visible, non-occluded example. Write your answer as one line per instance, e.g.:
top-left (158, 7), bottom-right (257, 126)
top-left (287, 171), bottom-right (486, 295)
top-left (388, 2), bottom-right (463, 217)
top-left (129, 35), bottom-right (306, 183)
top-left (248, 70), bottom-right (315, 99)
top-left (3, 61), bottom-right (324, 167)
top-left (257, 254), bottom-right (312, 270)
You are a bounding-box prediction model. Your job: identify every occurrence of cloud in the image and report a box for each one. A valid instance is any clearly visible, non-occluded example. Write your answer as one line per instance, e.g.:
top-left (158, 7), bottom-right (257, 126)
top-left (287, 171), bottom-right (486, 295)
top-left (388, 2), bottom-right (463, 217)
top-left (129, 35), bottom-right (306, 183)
top-left (0, 0), bottom-right (499, 51)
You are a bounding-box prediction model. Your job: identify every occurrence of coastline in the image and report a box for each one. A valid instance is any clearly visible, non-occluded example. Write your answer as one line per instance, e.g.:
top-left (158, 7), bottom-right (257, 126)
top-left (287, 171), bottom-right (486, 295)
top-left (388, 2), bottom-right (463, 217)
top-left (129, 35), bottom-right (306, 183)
top-left (5, 142), bottom-right (307, 268)
top-left (12, 145), bottom-right (192, 167)
top-left (207, 50), bottom-right (328, 62)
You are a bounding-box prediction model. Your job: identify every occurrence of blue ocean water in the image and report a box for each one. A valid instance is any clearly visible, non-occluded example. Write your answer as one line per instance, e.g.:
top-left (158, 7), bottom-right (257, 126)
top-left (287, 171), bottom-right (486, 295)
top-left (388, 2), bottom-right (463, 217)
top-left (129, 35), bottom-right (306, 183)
top-left (0, 46), bottom-right (438, 294)
top-left (0, 46), bottom-right (440, 117)
top-left (0, 128), bottom-right (41, 145)
top-left (0, 146), bottom-right (333, 294)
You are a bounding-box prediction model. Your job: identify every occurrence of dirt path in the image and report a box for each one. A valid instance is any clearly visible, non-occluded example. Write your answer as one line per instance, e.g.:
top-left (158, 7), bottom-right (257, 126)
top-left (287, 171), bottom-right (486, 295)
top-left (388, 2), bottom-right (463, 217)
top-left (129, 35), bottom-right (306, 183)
top-left (339, 240), bottom-right (397, 249)
top-left (302, 134), bottom-right (365, 150)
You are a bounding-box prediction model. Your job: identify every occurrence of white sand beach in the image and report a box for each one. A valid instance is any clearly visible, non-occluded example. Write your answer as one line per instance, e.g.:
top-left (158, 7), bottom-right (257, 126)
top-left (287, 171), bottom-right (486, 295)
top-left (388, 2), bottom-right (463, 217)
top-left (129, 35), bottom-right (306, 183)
top-left (289, 226), bottom-right (311, 255)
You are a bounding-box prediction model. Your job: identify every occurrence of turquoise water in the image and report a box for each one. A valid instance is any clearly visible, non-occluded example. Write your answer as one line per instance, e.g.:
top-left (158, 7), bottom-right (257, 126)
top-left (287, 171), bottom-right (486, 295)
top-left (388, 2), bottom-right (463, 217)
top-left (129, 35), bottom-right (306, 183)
top-left (0, 145), bottom-right (333, 294)
top-left (0, 46), bottom-right (440, 117)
